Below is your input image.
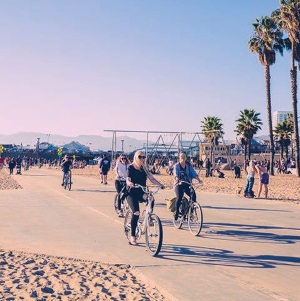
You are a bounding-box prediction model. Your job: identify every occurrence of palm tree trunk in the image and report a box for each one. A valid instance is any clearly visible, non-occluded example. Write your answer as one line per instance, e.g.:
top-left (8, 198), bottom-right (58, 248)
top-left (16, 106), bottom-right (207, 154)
top-left (265, 65), bottom-right (275, 175)
top-left (248, 140), bottom-right (251, 160)
top-left (291, 56), bottom-right (300, 177)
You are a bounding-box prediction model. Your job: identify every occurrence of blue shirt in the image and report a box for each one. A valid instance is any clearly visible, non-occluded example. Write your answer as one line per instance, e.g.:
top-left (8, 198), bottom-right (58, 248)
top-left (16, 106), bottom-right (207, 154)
top-left (173, 162), bottom-right (198, 184)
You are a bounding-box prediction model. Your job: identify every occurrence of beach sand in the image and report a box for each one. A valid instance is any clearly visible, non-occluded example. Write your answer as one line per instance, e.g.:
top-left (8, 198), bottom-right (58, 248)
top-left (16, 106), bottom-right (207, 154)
top-left (72, 165), bottom-right (300, 204)
top-left (0, 249), bottom-right (169, 301)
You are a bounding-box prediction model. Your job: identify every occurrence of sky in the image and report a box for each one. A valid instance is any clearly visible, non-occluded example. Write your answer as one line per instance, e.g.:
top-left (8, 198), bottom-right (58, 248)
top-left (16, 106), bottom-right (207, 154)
top-left (0, 0), bottom-right (295, 141)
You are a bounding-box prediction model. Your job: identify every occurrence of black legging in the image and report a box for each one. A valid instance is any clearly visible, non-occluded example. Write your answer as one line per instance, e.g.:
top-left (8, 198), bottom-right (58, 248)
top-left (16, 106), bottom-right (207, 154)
top-left (174, 183), bottom-right (196, 215)
top-left (127, 188), bottom-right (144, 236)
top-left (115, 180), bottom-right (126, 210)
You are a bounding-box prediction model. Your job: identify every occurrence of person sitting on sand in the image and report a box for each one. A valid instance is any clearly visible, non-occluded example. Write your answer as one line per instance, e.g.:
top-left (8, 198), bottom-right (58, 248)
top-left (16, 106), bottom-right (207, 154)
top-left (255, 162), bottom-right (269, 199)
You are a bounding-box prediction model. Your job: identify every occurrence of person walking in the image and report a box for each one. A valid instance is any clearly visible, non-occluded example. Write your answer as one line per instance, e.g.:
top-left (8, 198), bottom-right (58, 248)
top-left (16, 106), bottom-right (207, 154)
top-left (205, 158), bottom-right (211, 177)
top-left (255, 162), bottom-right (269, 199)
top-left (244, 160), bottom-right (256, 198)
top-left (126, 150), bottom-right (164, 246)
top-left (8, 158), bottom-right (16, 175)
top-left (99, 153), bottom-right (111, 185)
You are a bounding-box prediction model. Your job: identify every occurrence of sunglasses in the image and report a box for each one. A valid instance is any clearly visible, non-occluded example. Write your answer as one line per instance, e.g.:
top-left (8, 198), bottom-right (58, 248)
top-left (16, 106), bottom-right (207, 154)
top-left (138, 155), bottom-right (146, 159)
top-left (121, 158), bottom-right (126, 160)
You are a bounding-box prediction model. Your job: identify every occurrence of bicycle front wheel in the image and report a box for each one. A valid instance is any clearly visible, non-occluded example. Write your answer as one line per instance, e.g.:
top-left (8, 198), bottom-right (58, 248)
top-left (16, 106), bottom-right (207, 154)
top-left (114, 194), bottom-right (119, 214)
top-left (145, 214), bottom-right (163, 257)
top-left (68, 174), bottom-right (72, 191)
top-left (188, 202), bottom-right (203, 236)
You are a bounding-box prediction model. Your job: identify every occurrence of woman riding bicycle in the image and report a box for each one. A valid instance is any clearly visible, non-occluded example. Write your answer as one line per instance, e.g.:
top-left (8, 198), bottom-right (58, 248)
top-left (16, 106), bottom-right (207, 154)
top-left (126, 150), bottom-right (164, 246)
top-left (114, 154), bottom-right (130, 217)
top-left (173, 151), bottom-right (201, 221)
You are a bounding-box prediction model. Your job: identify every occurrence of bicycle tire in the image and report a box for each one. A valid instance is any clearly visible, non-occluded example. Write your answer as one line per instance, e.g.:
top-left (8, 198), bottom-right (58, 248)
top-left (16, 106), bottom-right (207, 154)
top-left (64, 173), bottom-right (68, 189)
top-left (145, 214), bottom-right (163, 257)
top-left (68, 173), bottom-right (72, 191)
top-left (124, 210), bottom-right (132, 242)
top-left (188, 202), bottom-right (203, 236)
top-left (114, 194), bottom-right (119, 214)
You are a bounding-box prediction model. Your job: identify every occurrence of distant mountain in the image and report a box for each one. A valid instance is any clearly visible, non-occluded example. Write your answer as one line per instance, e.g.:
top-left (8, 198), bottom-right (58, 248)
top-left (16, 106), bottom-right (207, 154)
top-left (0, 132), bottom-right (148, 152)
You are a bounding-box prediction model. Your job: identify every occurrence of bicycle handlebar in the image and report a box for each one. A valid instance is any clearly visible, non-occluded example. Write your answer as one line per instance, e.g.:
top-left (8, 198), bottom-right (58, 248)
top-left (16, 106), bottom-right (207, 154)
top-left (133, 184), bottom-right (161, 195)
top-left (175, 180), bottom-right (202, 188)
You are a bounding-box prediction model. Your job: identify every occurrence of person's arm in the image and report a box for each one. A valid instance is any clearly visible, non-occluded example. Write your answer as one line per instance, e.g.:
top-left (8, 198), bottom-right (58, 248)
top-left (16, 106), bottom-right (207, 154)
top-left (190, 165), bottom-right (202, 183)
top-left (147, 172), bottom-right (164, 188)
top-left (126, 165), bottom-right (134, 187)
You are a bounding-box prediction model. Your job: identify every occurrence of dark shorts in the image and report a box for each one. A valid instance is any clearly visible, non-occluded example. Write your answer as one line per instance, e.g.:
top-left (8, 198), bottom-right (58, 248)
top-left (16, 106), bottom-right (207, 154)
top-left (101, 169), bottom-right (109, 175)
top-left (260, 173), bottom-right (269, 185)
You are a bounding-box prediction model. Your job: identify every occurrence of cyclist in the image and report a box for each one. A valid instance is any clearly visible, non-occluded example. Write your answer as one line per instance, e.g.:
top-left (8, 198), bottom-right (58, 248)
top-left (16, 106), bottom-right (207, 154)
top-left (126, 150), bottom-right (164, 246)
top-left (173, 151), bottom-right (201, 221)
top-left (61, 155), bottom-right (72, 186)
top-left (114, 154), bottom-right (130, 217)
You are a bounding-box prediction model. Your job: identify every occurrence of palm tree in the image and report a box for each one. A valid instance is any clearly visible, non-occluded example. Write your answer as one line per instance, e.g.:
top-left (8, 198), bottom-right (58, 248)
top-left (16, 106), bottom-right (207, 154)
top-left (249, 16), bottom-right (285, 176)
top-left (274, 118), bottom-right (294, 159)
top-left (201, 116), bottom-right (224, 162)
top-left (273, 0), bottom-right (300, 176)
top-left (235, 109), bottom-right (263, 160)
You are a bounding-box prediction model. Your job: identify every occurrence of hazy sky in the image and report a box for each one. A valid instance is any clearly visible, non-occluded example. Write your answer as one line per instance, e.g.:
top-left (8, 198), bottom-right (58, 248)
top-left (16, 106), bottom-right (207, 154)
top-left (0, 0), bottom-right (293, 140)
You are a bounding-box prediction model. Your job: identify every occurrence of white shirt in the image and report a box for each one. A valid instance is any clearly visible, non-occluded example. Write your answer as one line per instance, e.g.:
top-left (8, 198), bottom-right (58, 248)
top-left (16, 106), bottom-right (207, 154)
top-left (115, 161), bottom-right (128, 180)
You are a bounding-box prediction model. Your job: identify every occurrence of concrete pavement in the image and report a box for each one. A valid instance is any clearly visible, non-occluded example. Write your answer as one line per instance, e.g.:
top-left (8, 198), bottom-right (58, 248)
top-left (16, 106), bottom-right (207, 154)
top-left (0, 168), bottom-right (299, 301)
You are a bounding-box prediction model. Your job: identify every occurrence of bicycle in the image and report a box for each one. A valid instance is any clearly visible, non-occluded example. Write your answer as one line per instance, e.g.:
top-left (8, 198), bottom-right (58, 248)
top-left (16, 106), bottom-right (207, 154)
top-left (124, 185), bottom-right (163, 257)
top-left (63, 170), bottom-right (72, 191)
top-left (114, 178), bottom-right (129, 217)
top-left (173, 181), bottom-right (203, 236)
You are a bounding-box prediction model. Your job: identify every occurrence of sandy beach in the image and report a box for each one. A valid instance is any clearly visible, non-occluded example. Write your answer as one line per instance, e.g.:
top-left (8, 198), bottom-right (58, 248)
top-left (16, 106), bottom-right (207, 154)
top-left (70, 165), bottom-right (300, 204)
top-left (0, 249), bottom-right (168, 301)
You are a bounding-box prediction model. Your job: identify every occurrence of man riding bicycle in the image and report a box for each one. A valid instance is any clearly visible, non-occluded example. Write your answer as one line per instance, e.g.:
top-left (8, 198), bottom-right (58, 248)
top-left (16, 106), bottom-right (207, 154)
top-left (173, 151), bottom-right (201, 220)
top-left (61, 155), bottom-right (72, 186)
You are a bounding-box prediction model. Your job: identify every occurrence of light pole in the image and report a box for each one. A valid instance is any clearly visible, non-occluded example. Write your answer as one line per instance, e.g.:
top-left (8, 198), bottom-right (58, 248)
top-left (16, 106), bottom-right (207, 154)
top-left (121, 140), bottom-right (124, 153)
top-left (36, 138), bottom-right (40, 163)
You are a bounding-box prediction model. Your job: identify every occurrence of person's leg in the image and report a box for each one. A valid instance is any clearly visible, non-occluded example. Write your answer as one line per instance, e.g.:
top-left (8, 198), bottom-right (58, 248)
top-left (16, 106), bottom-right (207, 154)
top-left (127, 192), bottom-right (141, 244)
top-left (264, 184), bottom-right (268, 199)
top-left (99, 169), bottom-right (103, 183)
top-left (248, 177), bottom-right (255, 197)
top-left (244, 178), bottom-right (250, 196)
top-left (174, 185), bottom-right (184, 220)
top-left (115, 180), bottom-right (122, 211)
top-left (257, 182), bottom-right (262, 198)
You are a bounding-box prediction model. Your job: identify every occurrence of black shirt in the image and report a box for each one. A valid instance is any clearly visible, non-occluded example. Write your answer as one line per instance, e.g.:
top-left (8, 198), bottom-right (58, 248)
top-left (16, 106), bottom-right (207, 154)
top-left (127, 164), bottom-right (147, 186)
top-left (62, 160), bottom-right (72, 172)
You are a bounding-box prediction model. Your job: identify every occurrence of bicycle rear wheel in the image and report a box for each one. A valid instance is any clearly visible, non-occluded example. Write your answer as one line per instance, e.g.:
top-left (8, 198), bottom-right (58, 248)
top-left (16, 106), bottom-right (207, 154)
top-left (64, 173), bottom-right (68, 189)
top-left (145, 214), bottom-right (163, 257)
top-left (188, 202), bottom-right (203, 236)
top-left (68, 173), bottom-right (72, 191)
top-left (124, 210), bottom-right (132, 242)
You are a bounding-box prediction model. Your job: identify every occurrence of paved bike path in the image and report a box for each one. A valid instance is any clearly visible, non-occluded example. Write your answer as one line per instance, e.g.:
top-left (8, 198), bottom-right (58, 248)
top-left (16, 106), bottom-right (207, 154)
top-left (1, 168), bottom-right (299, 301)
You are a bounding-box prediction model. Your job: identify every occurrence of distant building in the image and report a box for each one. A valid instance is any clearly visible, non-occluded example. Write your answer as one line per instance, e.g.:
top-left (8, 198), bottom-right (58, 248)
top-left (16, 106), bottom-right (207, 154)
top-left (272, 111), bottom-right (292, 128)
